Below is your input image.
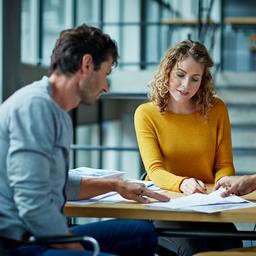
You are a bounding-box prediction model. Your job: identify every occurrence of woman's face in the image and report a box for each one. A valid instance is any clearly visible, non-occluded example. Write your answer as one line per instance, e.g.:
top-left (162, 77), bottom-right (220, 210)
top-left (168, 56), bottom-right (204, 104)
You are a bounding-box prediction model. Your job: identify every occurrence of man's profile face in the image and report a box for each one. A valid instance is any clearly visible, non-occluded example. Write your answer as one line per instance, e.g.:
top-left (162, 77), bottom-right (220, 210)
top-left (77, 58), bottom-right (113, 105)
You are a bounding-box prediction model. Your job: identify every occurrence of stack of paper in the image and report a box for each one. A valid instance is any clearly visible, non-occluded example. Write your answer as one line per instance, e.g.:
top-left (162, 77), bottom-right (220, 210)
top-left (69, 166), bottom-right (125, 179)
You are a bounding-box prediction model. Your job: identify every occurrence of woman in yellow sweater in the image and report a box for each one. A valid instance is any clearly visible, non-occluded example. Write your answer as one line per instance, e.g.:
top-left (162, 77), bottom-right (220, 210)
top-left (134, 40), bottom-right (242, 255)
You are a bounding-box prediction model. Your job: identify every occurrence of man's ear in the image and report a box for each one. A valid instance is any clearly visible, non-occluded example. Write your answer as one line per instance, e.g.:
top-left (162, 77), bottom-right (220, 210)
top-left (81, 54), bottom-right (93, 74)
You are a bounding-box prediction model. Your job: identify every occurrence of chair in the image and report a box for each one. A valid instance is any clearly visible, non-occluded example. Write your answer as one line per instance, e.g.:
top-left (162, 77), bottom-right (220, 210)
top-left (0, 235), bottom-right (100, 256)
top-left (140, 171), bottom-right (147, 180)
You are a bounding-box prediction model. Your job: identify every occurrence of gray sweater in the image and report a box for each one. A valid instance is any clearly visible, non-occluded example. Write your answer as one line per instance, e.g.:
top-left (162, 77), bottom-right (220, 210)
top-left (0, 77), bottom-right (80, 240)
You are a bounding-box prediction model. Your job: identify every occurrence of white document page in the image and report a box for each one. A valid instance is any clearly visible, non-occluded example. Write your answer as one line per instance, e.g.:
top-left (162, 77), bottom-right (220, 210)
top-left (180, 201), bottom-right (256, 213)
top-left (147, 188), bottom-right (256, 213)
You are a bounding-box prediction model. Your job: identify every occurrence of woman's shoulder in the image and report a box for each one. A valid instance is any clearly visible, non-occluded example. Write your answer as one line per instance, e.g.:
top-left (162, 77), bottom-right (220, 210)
top-left (136, 101), bottom-right (158, 113)
top-left (211, 96), bottom-right (228, 110)
top-left (135, 102), bottom-right (161, 122)
top-left (209, 96), bottom-right (229, 117)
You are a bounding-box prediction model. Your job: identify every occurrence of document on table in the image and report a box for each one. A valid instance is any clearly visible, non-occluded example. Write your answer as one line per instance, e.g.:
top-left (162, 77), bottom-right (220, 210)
top-left (67, 182), bottom-right (255, 213)
top-left (147, 188), bottom-right (256, 213)
top-left (69, 166), bottom-right (125, 179)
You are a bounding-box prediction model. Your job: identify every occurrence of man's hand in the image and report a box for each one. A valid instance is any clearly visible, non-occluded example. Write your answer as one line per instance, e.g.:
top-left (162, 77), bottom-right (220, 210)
top-left (180, 178), bottom-right (207, 195)
top-left (79, 177), bottom-right (169, 202)
top-left (214, 175), bottom-right (256, 197)
top-left (115, 180), bottom-right (169, 203)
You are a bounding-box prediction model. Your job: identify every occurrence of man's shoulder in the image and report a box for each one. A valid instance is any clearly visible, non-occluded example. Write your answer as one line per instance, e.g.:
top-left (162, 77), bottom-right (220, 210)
top-left (8, 77), bottom-right (53, 109)
top-left (17, 77), bottom-right (50, 100)
top-left (0, 77), bottom-right (60, 125)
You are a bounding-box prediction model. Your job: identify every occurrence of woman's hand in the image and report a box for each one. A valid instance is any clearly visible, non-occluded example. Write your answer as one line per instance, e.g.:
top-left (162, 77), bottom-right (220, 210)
top-left (180, 178), bottom-right (207, 195)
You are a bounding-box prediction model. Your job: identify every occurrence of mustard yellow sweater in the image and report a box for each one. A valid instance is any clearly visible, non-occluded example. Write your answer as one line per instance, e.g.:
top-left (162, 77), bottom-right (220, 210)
top-left (134, 97), bottom-right (234, 192)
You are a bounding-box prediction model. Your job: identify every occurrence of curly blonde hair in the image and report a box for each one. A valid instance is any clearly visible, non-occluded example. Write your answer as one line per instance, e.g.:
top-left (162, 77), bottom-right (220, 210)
top-left (149, 40), bottom-right (215, 115)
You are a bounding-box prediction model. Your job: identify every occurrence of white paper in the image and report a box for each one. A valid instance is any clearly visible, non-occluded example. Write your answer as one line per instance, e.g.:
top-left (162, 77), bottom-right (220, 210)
top-left (69, 166), bottom-right (125, 179)
top-left (147, 188), bottom-right (256, 213)
top-left (67, 183), bottom-right (255, 214)
top-left (181, 202), bottom-right (256, 213)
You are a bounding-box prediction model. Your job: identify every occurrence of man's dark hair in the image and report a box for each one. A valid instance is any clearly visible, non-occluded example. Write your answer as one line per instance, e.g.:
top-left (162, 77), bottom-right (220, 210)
top-left (49, 24), bottom-right (118, 76)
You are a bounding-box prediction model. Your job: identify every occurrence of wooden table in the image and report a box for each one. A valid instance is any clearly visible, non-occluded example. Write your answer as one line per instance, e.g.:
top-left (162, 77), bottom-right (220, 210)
top-left (64, 186), bottom-right (256, 240)
top-left (64, 187), bottom-right (256, 224)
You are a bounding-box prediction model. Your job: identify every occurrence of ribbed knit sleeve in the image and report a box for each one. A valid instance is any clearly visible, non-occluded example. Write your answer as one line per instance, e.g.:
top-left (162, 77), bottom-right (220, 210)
top-left (134, 103), bottom-right (187, 192)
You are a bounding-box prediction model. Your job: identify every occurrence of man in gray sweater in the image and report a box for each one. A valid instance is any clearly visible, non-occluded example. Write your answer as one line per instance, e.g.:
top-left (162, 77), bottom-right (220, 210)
top-left (0, 24), bottom-right (168, 256)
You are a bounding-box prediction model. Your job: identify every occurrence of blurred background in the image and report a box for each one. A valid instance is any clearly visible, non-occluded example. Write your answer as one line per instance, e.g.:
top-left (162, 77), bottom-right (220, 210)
top-left (1, 0), bottom-right (256, 180)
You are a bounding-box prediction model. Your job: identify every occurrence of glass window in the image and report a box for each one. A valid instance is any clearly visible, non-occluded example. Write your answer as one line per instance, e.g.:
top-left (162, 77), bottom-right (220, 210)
top-left (120, 0), bottom-right (140, 69)
top-left (77, 0), bottom-right (142, 70)
top-left (145, 1), bottom-right (162, 67)
top-left (0, 0), bottom-right (2, 102)
top-left (41, 0), bottom-right (72, 65)
top-left (21, 0), bottom-right (38, 64)
top-left (76, 0), bottom-right (100, 25)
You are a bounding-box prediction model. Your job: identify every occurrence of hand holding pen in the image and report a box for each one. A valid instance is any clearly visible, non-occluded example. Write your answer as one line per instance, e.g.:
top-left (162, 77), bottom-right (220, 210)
top-left (180, 178), bottom-right (207, 195)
